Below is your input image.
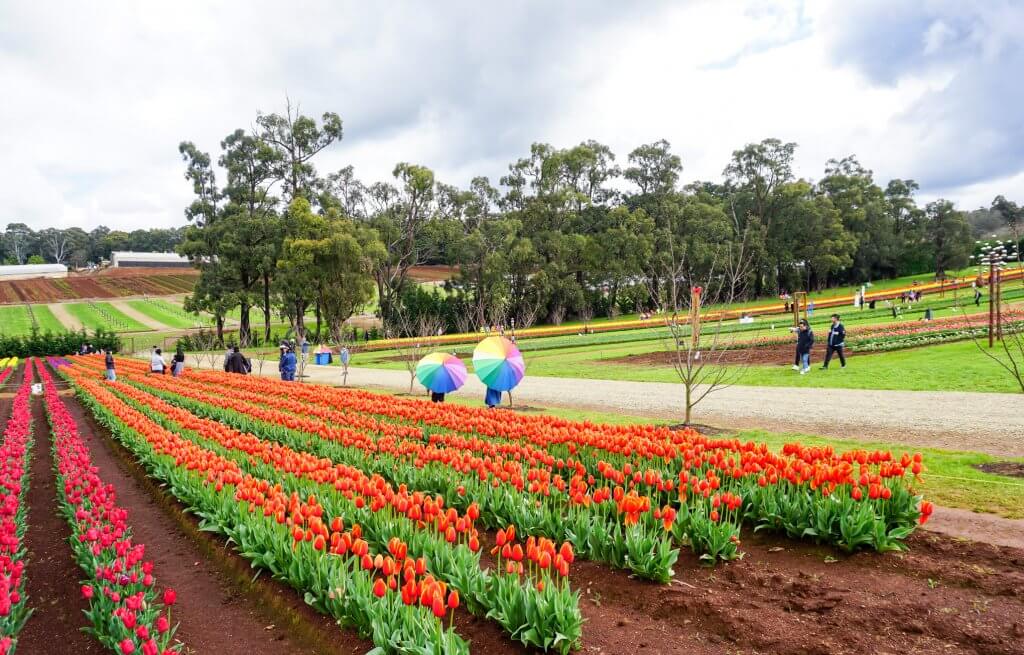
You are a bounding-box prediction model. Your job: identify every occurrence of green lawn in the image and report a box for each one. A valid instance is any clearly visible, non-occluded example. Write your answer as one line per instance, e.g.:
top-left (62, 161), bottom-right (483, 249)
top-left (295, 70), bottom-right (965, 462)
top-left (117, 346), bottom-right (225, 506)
top-left (126, 299), bottom-right (211, 330)
top-left (504, 338), bottom-right (1022, 393)
top-left (0, 306), bottom-right (34, 336)
top-left (65, 302), bottom-right (149, 333)
top-left (374, 388), bottom-right (1024, 519)
top-left (0, 305), bottom-right (66, 336)
top-left (33, 305), bottom-right (65, 333)
top-left (730, 340), bottom-right (1022, 393)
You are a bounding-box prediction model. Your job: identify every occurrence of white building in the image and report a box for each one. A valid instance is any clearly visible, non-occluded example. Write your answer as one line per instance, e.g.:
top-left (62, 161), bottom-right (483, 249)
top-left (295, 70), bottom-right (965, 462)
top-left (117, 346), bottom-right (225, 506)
top-left (0, 263), bottom-right (68, 280)
top-left (110, 251), bottom-right (192, 268)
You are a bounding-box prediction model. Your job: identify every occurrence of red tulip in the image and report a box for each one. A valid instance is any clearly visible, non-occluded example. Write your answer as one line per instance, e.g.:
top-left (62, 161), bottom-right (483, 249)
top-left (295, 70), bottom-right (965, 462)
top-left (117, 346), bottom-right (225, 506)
top-left (431, 594), bottom-right (446, 618)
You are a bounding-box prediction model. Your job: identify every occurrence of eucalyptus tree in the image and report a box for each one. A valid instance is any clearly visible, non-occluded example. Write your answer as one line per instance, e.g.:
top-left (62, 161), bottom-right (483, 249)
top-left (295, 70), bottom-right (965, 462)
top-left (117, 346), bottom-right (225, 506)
top-left (256, 101), bottom-right (343, 204)
top-left (368, 162), bottom-right (437, 327)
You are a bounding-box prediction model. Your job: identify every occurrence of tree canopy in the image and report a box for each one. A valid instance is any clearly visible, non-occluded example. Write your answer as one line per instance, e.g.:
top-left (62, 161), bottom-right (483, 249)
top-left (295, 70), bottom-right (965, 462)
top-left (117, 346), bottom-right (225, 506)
top-left (10, 104), bottom-right (1008, 345)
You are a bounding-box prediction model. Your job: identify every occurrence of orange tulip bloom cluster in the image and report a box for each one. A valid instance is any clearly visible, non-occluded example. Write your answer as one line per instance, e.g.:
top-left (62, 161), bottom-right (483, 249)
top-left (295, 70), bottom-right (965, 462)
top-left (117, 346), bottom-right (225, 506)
top-left (70, 355), bottom-right (930, 561)
top-left (492, 525), bottom-right (573, 589)
top-left (62, 364), bottom-right (489, 653)
top-left (69, 368), bottom-right (485, 556)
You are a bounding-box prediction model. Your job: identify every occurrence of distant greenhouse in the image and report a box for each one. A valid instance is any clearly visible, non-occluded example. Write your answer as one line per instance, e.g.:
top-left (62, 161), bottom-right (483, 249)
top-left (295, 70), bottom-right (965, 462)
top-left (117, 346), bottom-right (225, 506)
top-left (0, 263), bottom-right (68, 280)
top-left (110, 251), bottom-right (192, 268)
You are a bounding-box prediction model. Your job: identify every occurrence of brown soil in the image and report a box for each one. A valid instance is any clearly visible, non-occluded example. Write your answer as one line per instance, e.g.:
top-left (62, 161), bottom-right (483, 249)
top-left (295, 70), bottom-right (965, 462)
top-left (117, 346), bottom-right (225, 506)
top-left (19, 365), bottom-right (106, 654)
top-left (975, 462), bottom-right (1024, 479)
top-left (85, 268), bottom-right (199, 279)
top-left (407, 265), bottom-right (457, 282)
top-left (609, 345), bottom-right (859, 367)
top-left (568, 530), bottom-right (1024, 655)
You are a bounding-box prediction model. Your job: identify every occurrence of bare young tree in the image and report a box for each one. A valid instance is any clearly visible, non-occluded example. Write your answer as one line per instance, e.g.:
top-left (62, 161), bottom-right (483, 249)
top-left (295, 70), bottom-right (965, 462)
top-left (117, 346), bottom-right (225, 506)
top-left (648, 234), bottom-right (755, 425)
top-left (193, 329), bottom-right (220, 370)
top-left (454, 310), bottom-right (476, 337)
top-left (961, 303), bottom-right (1024, 393)
top-left (577, 303), bottom-right (595, 334)
top-left (389, 309), bottom-right (445, 393)
top-left (329, 324), bottom-right (357, 387)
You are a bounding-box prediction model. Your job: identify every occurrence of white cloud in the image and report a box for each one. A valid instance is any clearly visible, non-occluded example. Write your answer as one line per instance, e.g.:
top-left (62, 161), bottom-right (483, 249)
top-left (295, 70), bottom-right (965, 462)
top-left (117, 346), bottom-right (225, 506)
top-left (0, 0), bottom-right (1021, 233)
top-left (923, 20), bottom-right (955, 55)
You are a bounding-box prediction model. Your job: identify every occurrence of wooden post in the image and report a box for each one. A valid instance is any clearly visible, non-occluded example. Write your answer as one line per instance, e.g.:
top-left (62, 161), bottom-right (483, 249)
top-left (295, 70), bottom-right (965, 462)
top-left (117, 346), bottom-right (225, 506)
top-left (989, 261), bottom-right (996, 348)
top-left (792, 292), bottom-right (806, 327)
top-left (995, 268), bottom-right (1003, 342)
top-left (690, 286), bottom-right (702, 351)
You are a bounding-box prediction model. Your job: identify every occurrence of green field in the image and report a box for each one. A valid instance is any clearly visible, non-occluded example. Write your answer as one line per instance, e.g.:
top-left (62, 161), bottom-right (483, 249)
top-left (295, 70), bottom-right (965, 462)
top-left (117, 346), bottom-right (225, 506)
top-left (0, 305), bottom-right (65, 336)
top-left (0, 306), bottom-right (34, 336)
top-left (33, 305), bottom-right (65, 333)
top-left (65, 302), bottom-right (149, 333)
top-left (127, 298), bottom-right (213, 330)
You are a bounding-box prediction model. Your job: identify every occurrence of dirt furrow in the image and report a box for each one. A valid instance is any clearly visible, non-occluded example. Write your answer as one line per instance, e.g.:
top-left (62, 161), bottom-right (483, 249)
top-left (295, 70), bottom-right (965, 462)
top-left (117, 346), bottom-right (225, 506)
top-left (35, 372), bottom-right (369, 654)
top-left (18, 365), bottom-right (103, 654)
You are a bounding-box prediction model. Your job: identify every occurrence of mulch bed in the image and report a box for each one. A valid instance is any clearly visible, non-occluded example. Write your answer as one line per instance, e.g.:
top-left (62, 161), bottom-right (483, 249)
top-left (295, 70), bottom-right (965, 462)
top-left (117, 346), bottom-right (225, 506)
top-left (975, 462), bottom-right (1024, 479)
top-left (609, 345), bottom-right (859, 367)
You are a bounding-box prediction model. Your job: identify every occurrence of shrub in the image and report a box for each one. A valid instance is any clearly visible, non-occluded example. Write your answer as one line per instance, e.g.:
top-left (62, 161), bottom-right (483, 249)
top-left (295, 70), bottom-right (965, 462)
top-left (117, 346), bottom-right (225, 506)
top-left (0, 328), bottom-right (120, 357)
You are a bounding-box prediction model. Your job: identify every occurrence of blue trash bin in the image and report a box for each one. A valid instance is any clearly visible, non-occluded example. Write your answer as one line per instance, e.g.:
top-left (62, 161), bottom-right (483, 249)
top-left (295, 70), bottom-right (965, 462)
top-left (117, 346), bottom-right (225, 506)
top-left (315, 352), bottom-right (330, 366)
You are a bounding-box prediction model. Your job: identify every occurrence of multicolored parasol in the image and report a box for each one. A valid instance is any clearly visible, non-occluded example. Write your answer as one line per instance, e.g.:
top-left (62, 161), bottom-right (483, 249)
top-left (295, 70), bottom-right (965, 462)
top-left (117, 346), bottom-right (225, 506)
top-left (472, 336), bottom-right (525, 392)
top-left (415, 352), bottom-right (468, 393)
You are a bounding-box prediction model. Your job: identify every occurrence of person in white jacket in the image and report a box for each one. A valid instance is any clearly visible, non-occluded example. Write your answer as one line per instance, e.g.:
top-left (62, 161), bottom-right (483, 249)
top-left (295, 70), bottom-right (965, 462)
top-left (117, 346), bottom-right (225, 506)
top-left (150, 348), bottom-right (166, 375)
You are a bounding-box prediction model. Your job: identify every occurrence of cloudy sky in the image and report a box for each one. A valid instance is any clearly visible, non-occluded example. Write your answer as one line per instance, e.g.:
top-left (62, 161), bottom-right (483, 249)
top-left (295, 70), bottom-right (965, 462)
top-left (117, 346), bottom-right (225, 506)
top-left (2, 0), bottom-right (1022, 231)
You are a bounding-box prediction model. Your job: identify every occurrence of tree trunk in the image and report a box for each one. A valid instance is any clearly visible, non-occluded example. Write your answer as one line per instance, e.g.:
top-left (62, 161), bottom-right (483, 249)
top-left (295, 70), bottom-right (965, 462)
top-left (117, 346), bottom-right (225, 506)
top-left (263, 272), bottom-right (272, 342)
top-left (295, 306), bottom-right (306, 340)
top-left (216, 316), bottom-right (224, 344)
top-left (239, 302), bottom-right (251, 346)
top-left (684, 383), bottom-right (692, 425)
top-left (315, 302), bottom-right (322, 339)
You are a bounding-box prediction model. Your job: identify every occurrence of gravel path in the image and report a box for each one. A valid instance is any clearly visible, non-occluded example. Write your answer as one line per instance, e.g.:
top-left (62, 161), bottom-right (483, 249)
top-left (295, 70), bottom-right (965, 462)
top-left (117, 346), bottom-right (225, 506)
top-left (46, 302), bottom-right (83, 331)
top-left (185, 356), bottom-right (1024, 457)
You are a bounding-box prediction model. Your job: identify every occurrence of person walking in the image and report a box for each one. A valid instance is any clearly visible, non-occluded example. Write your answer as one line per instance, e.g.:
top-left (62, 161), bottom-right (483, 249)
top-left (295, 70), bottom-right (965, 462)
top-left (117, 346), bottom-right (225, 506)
top-left (300, 337), bottom-right (310, 367)
top-left (281, 347), bottom-right (297, 381)
top-left (171, 346), bottom-right (186, 377)
top-left (150, 348), bottom-right (166, 375)
top-left (974, 285), bottom-right (982, 306)
top-left (796, 319), bottom-right (814, 374)
top-left (821, 314), bottom-right (846, 370)
top-left (807, 301), bottom-right (815, 317)
top-left (224, 346), bottom-right (250, 374)
top-left (104, 349), bottom-right (116, 382)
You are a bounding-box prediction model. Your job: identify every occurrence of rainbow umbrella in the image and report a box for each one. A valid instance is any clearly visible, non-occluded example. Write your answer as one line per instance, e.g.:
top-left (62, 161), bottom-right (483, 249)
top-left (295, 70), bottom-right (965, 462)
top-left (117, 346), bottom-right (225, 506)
top-left (415, 352), bottom-right (468, 393)
top-left (472, 336), bottom-right (525, 392)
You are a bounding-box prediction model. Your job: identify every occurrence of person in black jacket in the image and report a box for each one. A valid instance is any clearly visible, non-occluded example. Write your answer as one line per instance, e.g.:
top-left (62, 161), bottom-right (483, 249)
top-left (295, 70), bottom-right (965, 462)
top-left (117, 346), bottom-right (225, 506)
top-left (821, 313), bottom-right (846, 370)
top-left (224, 346), bottom-right (250, 374)
top-left (796, 319), bottom-right (814, 374)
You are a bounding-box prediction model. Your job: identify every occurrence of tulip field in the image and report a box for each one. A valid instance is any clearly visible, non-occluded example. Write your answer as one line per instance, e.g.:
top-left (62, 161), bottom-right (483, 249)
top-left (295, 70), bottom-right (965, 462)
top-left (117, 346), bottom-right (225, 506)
top-left (1, 355), bottom-right (1021, 654)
